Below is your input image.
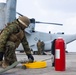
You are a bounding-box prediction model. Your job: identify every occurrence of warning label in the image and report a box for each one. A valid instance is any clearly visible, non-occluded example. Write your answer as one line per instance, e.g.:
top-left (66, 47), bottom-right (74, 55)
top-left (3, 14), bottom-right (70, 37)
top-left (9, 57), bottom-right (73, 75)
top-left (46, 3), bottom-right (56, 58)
top-left (55, 49), bottom-right (60, 59)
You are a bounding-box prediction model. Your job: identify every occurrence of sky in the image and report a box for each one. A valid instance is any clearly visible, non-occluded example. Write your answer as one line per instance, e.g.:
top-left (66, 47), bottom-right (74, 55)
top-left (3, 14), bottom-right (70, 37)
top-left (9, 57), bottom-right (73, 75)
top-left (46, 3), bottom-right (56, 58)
top-left (0, 0), bottom-right (76, 52)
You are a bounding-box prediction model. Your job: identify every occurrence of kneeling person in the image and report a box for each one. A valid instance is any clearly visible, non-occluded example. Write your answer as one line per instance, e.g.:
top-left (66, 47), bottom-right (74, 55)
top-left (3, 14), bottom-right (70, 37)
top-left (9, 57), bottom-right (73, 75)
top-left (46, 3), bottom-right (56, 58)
top-left (0, 16), bottom-right (34, 68)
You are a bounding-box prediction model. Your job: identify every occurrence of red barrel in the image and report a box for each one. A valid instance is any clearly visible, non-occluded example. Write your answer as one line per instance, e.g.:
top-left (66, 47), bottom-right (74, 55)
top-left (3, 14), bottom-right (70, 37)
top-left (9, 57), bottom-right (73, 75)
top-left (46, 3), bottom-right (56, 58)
top-left (55, 38), bottom-right (65, 71)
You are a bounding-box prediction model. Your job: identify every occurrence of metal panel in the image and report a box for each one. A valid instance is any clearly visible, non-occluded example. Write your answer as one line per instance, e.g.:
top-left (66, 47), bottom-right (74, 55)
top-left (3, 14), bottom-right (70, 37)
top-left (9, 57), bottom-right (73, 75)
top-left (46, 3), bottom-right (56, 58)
top-left (5, 0), bottom-right (17, 24)
top-left (0, 3), bottom-right (6, 30)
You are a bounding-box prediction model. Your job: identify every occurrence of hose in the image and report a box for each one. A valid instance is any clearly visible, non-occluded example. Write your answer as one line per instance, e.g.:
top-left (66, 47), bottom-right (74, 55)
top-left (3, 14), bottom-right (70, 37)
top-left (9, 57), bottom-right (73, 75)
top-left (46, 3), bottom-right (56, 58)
top-left (0, 59), bottom-right (30, 74)
top-left (0, 55), bottom-right (54, 74)
top-left (0, 61), bottom-right (20, 74)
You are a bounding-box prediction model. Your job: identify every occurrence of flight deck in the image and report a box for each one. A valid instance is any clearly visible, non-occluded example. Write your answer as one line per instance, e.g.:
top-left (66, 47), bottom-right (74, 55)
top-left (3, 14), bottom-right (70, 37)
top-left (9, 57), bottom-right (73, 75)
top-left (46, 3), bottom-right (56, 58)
top-left (0, 52), bottom-right (76, 75)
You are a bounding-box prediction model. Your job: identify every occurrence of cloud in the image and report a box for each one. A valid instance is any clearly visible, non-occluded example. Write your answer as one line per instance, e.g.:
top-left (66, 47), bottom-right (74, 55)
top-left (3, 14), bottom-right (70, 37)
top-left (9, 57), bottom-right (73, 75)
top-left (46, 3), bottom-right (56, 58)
top-left (16, 0), bottom-right (76, 35)
top-left (63, 16), bottom-right (76, 34)
top-left (0, 0), bottom-right (6, 3)
top-left (36, 0), bottom-right (76, 13)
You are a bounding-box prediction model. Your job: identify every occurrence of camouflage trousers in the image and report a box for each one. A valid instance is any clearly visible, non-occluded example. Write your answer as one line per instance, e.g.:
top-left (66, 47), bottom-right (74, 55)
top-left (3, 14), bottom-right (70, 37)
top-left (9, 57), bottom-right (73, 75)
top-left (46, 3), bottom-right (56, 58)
top-left (37, 47), bottom-right (42, 55)
top-left (4, 41), bottom-right (17, 65)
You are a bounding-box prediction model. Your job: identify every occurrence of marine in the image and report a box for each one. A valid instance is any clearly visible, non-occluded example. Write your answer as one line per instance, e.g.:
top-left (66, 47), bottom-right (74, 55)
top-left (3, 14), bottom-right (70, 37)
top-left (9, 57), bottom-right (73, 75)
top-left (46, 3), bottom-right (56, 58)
top-left (51, 39), bottom-right (56, 67)
top-left (41, 41), bottom-right (46, 55)
top-left (37, 40), bottom-right (42, 55)
top-left (0, 16), bottom-right (34, 68)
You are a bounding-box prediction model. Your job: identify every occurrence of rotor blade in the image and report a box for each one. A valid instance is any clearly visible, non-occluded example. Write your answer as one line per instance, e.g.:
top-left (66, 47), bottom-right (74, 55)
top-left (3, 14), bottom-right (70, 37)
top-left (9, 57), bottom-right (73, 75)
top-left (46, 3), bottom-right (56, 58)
top-left (16, 12), bottom-right (23, 16)
top-left (35, 21), bottom-right (63, 25)
top-left (16, 12), bottom-right (63, 26)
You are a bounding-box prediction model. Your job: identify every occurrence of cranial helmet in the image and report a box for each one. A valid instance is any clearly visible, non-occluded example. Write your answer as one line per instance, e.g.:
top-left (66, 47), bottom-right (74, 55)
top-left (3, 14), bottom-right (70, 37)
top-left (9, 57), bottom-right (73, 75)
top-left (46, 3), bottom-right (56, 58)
top-left (18, 16), bottom-right (30, 28)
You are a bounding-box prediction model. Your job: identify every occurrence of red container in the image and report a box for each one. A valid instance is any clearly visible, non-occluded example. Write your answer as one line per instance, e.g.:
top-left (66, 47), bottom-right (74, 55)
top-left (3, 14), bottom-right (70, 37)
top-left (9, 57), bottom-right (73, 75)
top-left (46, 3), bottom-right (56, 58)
top-left (55, 38), bottom-right (66, 71)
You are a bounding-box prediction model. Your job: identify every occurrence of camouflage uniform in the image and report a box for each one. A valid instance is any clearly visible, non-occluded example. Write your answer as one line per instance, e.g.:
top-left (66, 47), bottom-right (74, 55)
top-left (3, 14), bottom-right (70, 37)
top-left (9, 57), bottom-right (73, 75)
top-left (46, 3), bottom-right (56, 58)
top-left (0, 16), bottom-right (34, 68)
top-left (41, 41), bottom-right (45, 55)
top-left (37, 40), bottom-right (42, 55)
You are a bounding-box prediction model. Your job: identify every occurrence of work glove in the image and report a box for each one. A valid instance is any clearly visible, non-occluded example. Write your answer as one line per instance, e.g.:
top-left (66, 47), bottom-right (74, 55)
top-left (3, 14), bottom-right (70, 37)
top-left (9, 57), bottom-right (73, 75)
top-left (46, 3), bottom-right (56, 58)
top-left (27, 54), bottom-right (34, 63)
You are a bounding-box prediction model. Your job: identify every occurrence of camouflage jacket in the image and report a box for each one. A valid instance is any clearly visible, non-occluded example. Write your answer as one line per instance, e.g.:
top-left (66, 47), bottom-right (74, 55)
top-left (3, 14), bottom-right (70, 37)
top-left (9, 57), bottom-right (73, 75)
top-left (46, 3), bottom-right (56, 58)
top-left (0, 20), bottom-right (31, 54)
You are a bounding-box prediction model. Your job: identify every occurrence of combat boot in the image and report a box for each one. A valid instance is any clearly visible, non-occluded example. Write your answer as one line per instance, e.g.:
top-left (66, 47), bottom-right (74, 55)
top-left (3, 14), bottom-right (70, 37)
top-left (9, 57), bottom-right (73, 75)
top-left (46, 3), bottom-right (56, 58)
top-left (2, 60), bottom-right (9, 68)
